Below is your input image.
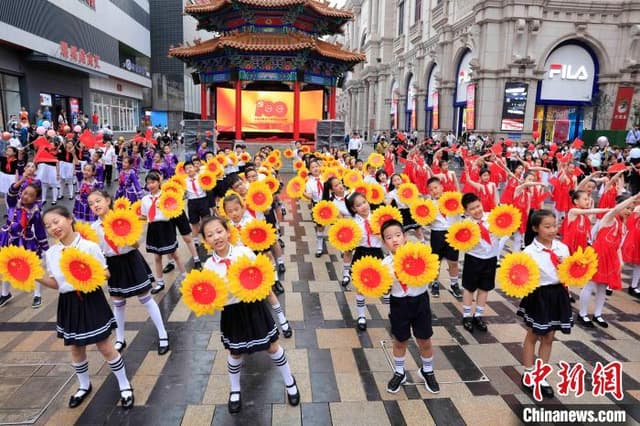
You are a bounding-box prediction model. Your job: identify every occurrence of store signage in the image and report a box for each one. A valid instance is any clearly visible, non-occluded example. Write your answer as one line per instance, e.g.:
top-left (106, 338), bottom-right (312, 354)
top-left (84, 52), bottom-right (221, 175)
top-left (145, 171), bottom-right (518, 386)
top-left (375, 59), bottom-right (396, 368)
top-left (39, 93), bottom-right (52, 107)
top-left (456, 51), bottom-right (473, 104)
top-left (466, 83), bottom-right (476, 131)
top-left (59, 41), bottom-right (100, 69)
top-left (540, 44), bottom-right (596, 102)
top-left (501, 82), bottom-right (528, 131)
top-left (432, 91), bottom-right (439, 130)
top-left (610, 86), bottom-right (634, 130)
top-left (122, 59), bottom-right (150, 78)
top-left (547, 64), bottom-right (589, 81)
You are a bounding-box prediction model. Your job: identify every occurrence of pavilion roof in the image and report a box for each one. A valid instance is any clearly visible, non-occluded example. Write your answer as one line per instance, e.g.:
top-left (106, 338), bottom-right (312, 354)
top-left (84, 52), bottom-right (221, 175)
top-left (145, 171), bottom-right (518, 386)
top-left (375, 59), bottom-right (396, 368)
top-left (185, 0), bottom-right (353, 19)
top-left (169, 32), bottom-right (365, 63)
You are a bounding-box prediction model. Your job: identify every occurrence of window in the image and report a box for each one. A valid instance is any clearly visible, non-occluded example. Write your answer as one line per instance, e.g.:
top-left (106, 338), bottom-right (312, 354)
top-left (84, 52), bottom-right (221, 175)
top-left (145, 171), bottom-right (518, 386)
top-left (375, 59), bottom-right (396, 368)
top-left (398, 1), bottom-right (405, 36)
top-left (415, 0), bottom-right (421, 22)
top-left (91, 92), bottom-right (139, 132)
top-left (0, 74), bottom-right (22, 131)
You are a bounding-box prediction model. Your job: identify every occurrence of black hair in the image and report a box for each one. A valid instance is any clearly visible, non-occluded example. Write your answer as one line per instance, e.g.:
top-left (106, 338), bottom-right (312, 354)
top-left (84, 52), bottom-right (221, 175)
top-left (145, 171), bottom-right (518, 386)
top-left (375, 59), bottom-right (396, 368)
top-left (42, 205), bottom-right (76, 231)
top-left (387, 173), bottom-right (403, 191)
top-left (570, 189), bottom-right (586, 204)
top-left (461, 192), bottom-right (480, 209)
top-left (22, 183), bottom-right (42, 199)
top-left (83, 162), bottom-right (96, 173)
top-left (375, 169), bottom-right (387, 183)
top-left (479, 168), bottom-right (491, 176)
top-left (145, 171), bottom-right (162, 183)
top-left (345, 191), bottom-right (367, 216)
top-left (226, 173), bottom-right (243, 189)
top-left (427, 177), bottom-right (441, 187)
top-left (380, 219), bottom-right (404, 238)
top-left (322, 176), bottom-right (340, 201)
top-left (524, 209), bottom-right (555, 246)
top-left (183, 160), bottom-right (194, 168)
top-left (200, 216), bottom-right (230, 239)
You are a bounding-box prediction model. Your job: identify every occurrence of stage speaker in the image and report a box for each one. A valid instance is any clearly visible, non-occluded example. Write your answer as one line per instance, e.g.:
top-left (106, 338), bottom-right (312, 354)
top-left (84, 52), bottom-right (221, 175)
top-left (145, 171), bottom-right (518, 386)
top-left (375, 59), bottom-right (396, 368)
top-left (191, 72), bottom-right (200, 85)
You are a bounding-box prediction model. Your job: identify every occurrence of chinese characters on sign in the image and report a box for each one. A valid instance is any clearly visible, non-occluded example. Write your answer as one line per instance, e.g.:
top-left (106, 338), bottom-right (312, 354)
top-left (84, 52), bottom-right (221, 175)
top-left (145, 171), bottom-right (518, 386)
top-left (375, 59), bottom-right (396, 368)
top-left (59, 41), bottom-right (100, 69)
top-left (610, 86), bottom-right (634, 130)
top-left (465, 83), bottom-right (476, 131)
top-left (78, 0), bottom-right (96, 9)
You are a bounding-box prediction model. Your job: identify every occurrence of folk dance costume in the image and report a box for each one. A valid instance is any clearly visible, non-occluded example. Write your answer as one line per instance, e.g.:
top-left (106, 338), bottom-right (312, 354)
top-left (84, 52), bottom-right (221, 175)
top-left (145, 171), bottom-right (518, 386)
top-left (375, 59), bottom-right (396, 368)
top-left (622, 211), bottom-right (640, 297)
top-left (91, 220), bottom-right (169, 355)
top-left (151, 161), bottom-right (171, 180)
top-left (561, 214), bottom-right (592, 254)
top-left (163, 152), bottom-right (178, 178)
top-left (353, 213), bottom-right (384, 331)
top-left (115, 169), bottom-right (144, 203)
top-left (305, 174), bottom-right (326, 256)
top-left (73, 179), bottom-right (101, 222)
top-left (0, 155), bottom-right (18, 195)
top-left (35, 157), bottom-right (59, 204)
top-left (93, 161), bottom-right (105, 188)
top-left (143, 148), bottom-right (154, 170)
top-left (517, 239), bottom-right (573, 335)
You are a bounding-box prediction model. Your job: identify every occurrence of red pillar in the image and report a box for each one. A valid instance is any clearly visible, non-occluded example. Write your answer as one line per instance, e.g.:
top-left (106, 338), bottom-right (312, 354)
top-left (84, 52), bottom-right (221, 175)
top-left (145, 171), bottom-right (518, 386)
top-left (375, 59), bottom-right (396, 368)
top-left (235, 80), bottom-right (242, 140)
top-left (329, 86), bottom-right (337, 119)
top-left (209, 87), bottom-right (214, 120)
top-left (293, 80), bottom-right (300, 140)
top-left (200, 83), bottom-right (207, 120)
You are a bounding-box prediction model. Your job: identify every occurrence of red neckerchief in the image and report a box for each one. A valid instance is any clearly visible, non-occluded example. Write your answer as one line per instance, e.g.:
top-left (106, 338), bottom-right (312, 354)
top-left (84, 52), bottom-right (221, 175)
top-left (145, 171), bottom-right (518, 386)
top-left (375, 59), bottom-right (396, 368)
top-left (477, 220), bottom-right (492, 245)
top-left (5, 157), bottom-right (15, 173)
top-left (541, 247), bottom-right (560, 268)
top-left (101, 223), bottom-right (120, 254)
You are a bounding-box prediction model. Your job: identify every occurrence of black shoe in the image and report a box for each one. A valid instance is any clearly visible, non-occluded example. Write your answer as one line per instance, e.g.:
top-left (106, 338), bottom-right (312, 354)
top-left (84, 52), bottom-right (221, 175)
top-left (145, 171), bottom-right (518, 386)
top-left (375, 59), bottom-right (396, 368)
top-left (281, 321), bottom-right (293, 338)
top-left (120, 388), bottom-right (134, 409)
top-left (450, 284), bottom-right (463, 300)
top-left (68, 384), bottom-right (92, 408)
top-left (286, 377), bottom-right (300, 406)
top-left (150, 283), bottom-right (165, 295)
top-left (69, 197), bottom-right (74, 200)
top-left (278, 238), bottom-right (285, 248)
top-left (272, 281), bottom-right (285, 295)
top-left (541, 383), bottom-right (555, 399)
top-left (386, 371), bottom-right (407, 394)
top-left (315, 249), bottom-right (323, 258)
top-left (629, 287), bottom-right (640, 298)
top-left (281, 207), bottom-right (287, 217)
top-left (57, 194), bottom-right (63, 200)
top-left (114, 340), bottom-right (127, 353)
top-left (341, 275), bottom-right (351, 288)
top-left (419, 369), bottom-right (440, 394)
top-left (606, 287), bottom-right (613, 296)
top-left (576, 315), bottom-right (595, 328)
top-left (0, 292), bottom-right (13, 307)
top-left (51, 200), bottom-right (57, 205)
top-left (193, 260), bottom-right (202, 271)
top-left (592, 316), bottom-right (609, 328)
top-left (431, 282), bottom-right (440, 298)
top-left (569, 294), bottom-right (576, 304)
top-left (158, 337), bottom-right (170, 355)
top-left (278, 263), bottom-right (286, 273)
top-left (462, 317), bottom-right (474, 333)
top-left (162, 263), bottom-right (175, 273)
top-left (357, 316), bottom-right (367, 331)
top-left (32, 296), bottom-right (42, 309)
top-left (472, 316), bottom-right (488, 332)
top-left (228, 392), bottom-right (241, 414)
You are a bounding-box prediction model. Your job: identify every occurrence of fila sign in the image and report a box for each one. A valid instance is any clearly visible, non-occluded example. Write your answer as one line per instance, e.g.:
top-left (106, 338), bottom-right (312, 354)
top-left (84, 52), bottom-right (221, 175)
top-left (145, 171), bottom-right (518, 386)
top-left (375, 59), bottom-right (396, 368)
top-left (540, 44), bottom-right (596, 102)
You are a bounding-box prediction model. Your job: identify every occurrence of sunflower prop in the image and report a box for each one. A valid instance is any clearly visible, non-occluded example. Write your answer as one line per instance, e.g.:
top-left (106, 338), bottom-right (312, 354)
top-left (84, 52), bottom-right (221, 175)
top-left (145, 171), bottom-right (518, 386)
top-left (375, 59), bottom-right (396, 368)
top-left (400, 174), bottom-right (411, 184)
top-left (322, 167), bottom-right (339, 183)
top-left (175, 161), bottom-right (186, 177)
top-left (169, 175), bottom-right (187, 189)
top-left (557, 246), bottom-right (598, 287)
top-left (397, 183), bottom-right (419, 205)
top-left (393, 242), bottom-right (440, 287)
top-left (239, 152), bottom-right (252, 163)
top-left (0, 246), bottom-right (44, 292)
top-left (130, 200), bottom-right (142, 217)
top-left (286, 176), bottom-right (306, 199)
top-left (283, 148), bottom-right (294, 159)
top-left (293, 160), bottom-right (305, 171)
top-left (409, 198), bottom-right (438, 226)
top-left (102, 208), bottom-right (144, 247)
top-left (205, 159), bottom-right (223, 178)
top-left (240, 220), bottom-right (277, 252)
top-left (263, 175), bottom-right (280, 193)
top-left (366, 183), bottom-right (386, 205)
top-left (488, 204), bottom-right (522, 237)
top-left (497, 252), bottom-right (540, 298)
top-left (298, 168), bottom-right (309, 180)
top-left (228, 152), bottom-right (239, 165)
top-left (327, 218), bottom-right (363, 252)
top-left (352, 182), bottom-right (368, 196)
top-left (301, 145), bottom-right (311, 154)
top-left (113, 197), bottom-right (131, 211)
top-left (75, 221), bottom-right (99, 244)
top-left (351, 256), bottom-right (393, 298)
top-left (227, 254), bottom-right (274, 302)
top-left (367, 153), bottom-right (385, 169)
top-left (446, 220), bottom-right (481, 251)
top-left (343, 169), bottom-right (363, 188)
top-left (370, 205), bottom-right (403, 234)
top-left (438, 192), bottom-right (464, 216)
top-left (246, 181), bottom-right (273, 212)
top-left (180, 269), bottom-right (227, 316)
top-left (158, 191), bottom-right (185, 219)
top-left (59, 247), bottom-right (106, 293)
top-left (198, 171), bottom-right (217, 191)
top-left (312, 200), bottom-right (340, 226)
top-left (161, 181), bottom-right (184, 197)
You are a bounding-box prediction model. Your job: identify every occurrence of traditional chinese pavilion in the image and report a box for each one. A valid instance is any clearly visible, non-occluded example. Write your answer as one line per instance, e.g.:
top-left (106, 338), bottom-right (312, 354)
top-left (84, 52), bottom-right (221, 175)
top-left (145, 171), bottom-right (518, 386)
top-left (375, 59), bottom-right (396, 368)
top-left (169, 0), bottom-right (364, 142)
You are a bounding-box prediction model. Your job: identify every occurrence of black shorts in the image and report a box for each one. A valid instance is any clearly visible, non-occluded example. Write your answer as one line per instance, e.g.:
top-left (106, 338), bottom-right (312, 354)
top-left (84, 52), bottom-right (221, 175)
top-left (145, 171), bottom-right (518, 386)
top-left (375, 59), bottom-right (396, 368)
top-left (188, 197), bottom-right (211, 224)
top-left (171, 211), bottom-right (192, 236)
top-left (430, 230), bottom-right (459, 262)
top-left (462, 254), bottom-right (497, 292)
top-left (389, 292), bottom-right (433, 341)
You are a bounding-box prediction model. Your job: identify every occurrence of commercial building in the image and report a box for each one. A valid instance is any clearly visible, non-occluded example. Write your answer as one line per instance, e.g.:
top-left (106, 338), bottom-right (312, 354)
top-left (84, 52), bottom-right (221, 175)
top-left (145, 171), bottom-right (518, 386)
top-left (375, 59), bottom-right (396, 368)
top-left (339, 0), bottom-right (640, 140)
top-left (0, 0), bottom-right (151, 132)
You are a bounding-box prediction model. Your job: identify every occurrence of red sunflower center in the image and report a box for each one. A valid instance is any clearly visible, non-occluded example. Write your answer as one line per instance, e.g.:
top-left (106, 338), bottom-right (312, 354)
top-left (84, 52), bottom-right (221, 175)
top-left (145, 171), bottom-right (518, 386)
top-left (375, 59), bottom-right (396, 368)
top-left (568, 261), bottom-right (589, 278)
top-left (112, 218), bottom-right (132, 236)
top-left (509, 264), bottom-right (531, 286)
top-left (252, 191), bottom-right (267, 206)
top-left (8, 258), bottom-right (30, 281)
top-left (201, 176), bottom-right (212, 185)
top-left (359, 267), bottom-right (382, 288)
top-left (319, 207), bottom-right (333, 219)
top-left (416, 204), bottom-right (430, 217)
top-left (163, 197), bottom-right (178, 210)
top-left (401, 189), bottom-right (413, 199)
top-left (337, 226), bottom-right (354, 243)
top-left (192, 281), bottom-right (216, 304)
top-left (239, 267), bottom-right (263, 289)
top-left (378, 214), bottom-right (393, 225)
top-left (208, 163), bottom-right (218, 172)
top-left (292, 182), bottom-right (301, 192)
top-left (403, 256), bottom-right (426, 276)
top-left (266, 181), bottom-right (275, 191)
top-left (69, 260), bottom-right (92, 281)
top-left (444, 198), bottom-right (459, 211)
top-left (135, 205), bottom-right (142, 216)
top-left (250, 227), bottom-right (267, 243)
top-left (455, 228), bottom-right (472, 242)
top-left (355, 186), bottom-right (366, 194)
top-left (496, 213), bottom-right (513, 228)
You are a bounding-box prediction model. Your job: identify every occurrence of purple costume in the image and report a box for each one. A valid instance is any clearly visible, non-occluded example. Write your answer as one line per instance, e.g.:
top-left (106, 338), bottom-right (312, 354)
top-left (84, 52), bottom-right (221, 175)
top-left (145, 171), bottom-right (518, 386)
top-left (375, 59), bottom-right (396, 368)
top-left (151, 162), bottom-right (171, 180)
top-left (197, 147), bottom-right (207, 160)
top-left (143, 148), bottom-right (155, 170)
top-left (115, 169), bottom-right (144, 203)
top-left (93, 162), bottom-right (105, 187)
top-left (73, 179), bottom-right (102, 222)
top-left (0, 186), bottom-right (49, 256)
top-left (163, 153), bottom-right (178, 178)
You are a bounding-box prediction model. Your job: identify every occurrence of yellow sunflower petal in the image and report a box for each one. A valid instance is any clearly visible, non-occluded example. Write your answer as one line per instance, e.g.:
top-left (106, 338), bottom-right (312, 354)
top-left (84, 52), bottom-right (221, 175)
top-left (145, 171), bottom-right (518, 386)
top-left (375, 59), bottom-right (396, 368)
top-left (397, 183), bottom-right (419, 205)
top-left (198, 171), bottom-right (217, 191)
top-left (409, 198), bottom-right (438, 226)
top-left (312, 200), bottom-right (340, 226)
top-left (366, 183), bottom-right (386, 205)
top-left (557, 246), bottom-right (598, 287)
top-left (327, 218), bottom-right (363, 252)
top-left (393, 242), bottom-right (440, 287)
top-left (351, 256), bottom-right (393, 298)
top-left (284, 148), bottom-right (294, 159)
top-left (59, 247), bottom-right (106, 293)
top-left (370, 205), bottom-right (403, 235)
top-left (240, 220), bottom-right (277, 252)
top-left (157, 191), bottom-right (185, 219)
top-left (263, 175), bottom-right (280, 194)
top-left (227, 254), bottom-right (274, 302)
top-left (438, 192), bottom-right (464, 216)
top-left (367, 153), bottom-right (385, 169)
top-left (75, 221), bottom-right (99, 244)
top-left (0, 246), bottom-right (44, 292)
top-left (113, 197), bottom-right (131, 211)
top-left (497, 252), bottom-right (540, 298)
top-left (286, 176), bottom-right (306, 199)
top-left (103, 209), bottom-right (144, 247)
top-left (245, 181), bottom-right (273, 213)
top-left (446, 220), bottom-right (481, 251)
top-left (342, 169), bottom-right (363, 189)
top-left (488, 204), bottom-right (522, 237)
top-left (180, 269), bottom-right (227, 316)
top-left (130, 200), bottom-right (142, 217)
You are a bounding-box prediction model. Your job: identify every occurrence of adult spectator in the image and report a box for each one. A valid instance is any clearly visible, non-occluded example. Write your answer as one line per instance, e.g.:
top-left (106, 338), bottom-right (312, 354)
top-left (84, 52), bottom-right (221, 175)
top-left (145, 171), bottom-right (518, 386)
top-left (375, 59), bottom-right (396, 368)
top-left (627, 125), bottom-right (640, 146)
top-left (587, 146), bottom-right (602, 169)
top-left (348, 132), bottom-right (362, 159)
top-left (42, 106), bottom-right (51, 122)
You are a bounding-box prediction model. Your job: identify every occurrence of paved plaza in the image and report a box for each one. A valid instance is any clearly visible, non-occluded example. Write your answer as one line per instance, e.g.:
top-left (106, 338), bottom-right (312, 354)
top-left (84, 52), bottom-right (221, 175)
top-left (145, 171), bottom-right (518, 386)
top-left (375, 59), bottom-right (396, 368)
top-left (0, 188), bottom-right (639, 425)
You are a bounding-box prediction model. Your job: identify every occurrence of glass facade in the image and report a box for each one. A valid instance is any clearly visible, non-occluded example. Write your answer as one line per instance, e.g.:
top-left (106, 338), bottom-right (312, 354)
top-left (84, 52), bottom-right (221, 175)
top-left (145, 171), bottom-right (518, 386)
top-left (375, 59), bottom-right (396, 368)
top-left (91, 92), bottom-right (140, 132)
top-left (0, 73), bottom-right (22, 131)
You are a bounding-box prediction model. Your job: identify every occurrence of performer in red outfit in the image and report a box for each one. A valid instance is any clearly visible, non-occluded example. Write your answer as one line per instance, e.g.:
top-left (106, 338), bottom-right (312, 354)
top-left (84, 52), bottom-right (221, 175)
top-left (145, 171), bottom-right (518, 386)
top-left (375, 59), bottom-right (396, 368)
top-left (561, 190), bottom-right (610, 254)
top-left (622, 206), bottom-right (640, 298)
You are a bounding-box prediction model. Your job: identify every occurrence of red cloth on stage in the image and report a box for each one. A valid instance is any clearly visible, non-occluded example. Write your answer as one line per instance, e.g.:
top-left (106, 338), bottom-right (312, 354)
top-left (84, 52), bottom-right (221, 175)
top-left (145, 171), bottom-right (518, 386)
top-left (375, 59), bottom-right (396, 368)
top-left (478, 183), bottom-right (496, 212)
top-left (591, 218), bottom-right (624, 290)
top-left (500, 177), bottom-right (519, 204)
top-left (596, 187), bottom-right (617, 219)
top-left (512, 190), bottom-right (531, 234)
top-left (622, 212), bottom-right (640, 265)
top-left (561, 214), bottom-right (591, 254)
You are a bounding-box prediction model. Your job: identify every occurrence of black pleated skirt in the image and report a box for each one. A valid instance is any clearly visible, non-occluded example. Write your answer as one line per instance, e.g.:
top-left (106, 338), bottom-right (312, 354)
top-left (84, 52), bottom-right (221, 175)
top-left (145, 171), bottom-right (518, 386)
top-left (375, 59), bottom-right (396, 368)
top-left (220, 301), bottom-right (279, 355)
top-left (146, 220), bottom-right (178, 254)
top-left (400, 208), bottom-right (420, 231)
top-left (56, 289), bottom-right (117, 346)
top-left (352, 246), bottom-right (384, 263)
top-left (106, 249), bottom-right (154, 297)
top-left (517, 284), bottom-right (573, 335)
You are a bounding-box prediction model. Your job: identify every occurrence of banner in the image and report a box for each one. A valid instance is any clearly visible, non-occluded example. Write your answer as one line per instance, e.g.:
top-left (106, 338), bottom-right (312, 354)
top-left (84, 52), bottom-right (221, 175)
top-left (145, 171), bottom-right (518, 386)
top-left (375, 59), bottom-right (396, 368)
top-left (432, 91), bottom-right (439, 130)
top-left (610, 86), bottom-right (634, 130)
top-left (500, 82), bottom-right (528, 131)
top-left (216, 88), bottom-right (322, 133)
top-left (465, 83), bottom-right (476, 131)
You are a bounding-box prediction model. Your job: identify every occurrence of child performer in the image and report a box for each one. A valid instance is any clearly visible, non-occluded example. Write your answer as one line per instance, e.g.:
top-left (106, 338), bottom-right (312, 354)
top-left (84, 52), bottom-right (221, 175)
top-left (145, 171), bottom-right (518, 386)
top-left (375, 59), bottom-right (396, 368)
top-left (346, 192), bottom-right (383, 331)
top-left (460, 193), bottom-right (505, 333)
top-left (562, 190), bottom-right (610, 254)
top-left (578, 194), bottom-right (639, 328)
top-left (381, 220), bottom-right (440, 395)
top-left (324, 177), bottom-right (352, 286)
top-left (622, 204), bottom-right (640, 297)
top-left (304, 159), bottom-right (326, 257)
top-left (201, 216), bottom-right (299, 414)
top-left (385, 173), bottom-right (424, 242)
top-left (184, 161), bottom-right (211, 247)
top-left (88, 190), bottom-right (170, 355)
top-left (73, 164), bottom-right (101, 222)
top-left (518, 209), bottom-right (572, 400)
top-left (56, 141), bottom-right (75, 200)
top-left (37, 206), bottom-right (134, 409)
top-left (0, 184), bottom-right (48, 308)
top-left (0, 146), bottom-right (19, 197)
top-left (114, 157), bottom-right (144, 203)
top-left (140, 172), bottom-right (186, 294)
top-left (466, 168), bottom-right (499, 212)
top-left (426, 177), bottom-right (462, 299)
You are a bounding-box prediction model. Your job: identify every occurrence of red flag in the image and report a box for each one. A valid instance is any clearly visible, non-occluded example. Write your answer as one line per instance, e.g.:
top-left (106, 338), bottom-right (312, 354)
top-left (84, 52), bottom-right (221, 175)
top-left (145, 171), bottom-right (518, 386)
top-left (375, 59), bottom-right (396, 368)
top-left (33, 136), bottom-right (49, 149)
top-left (572, 138), bottom-right (584, 149)
top-left (490, 142), bottom-right (503, 156)
top-left (144, 128), bottom-right (152, 141)
top-left (607, 163), bottom-right (627, 174)
top-left (79, 129), bottom-right (97, 148)
top-left (34, 146), bottom-right (58, 163)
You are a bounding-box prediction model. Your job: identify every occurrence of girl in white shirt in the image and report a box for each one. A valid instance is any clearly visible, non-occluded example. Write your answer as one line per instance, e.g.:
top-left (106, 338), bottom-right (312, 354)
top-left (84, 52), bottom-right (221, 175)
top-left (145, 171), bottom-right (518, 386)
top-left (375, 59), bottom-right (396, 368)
top-left (324, 176), bottom-right (352, 286)
top-left (303, 159), bottom-right (326, 257)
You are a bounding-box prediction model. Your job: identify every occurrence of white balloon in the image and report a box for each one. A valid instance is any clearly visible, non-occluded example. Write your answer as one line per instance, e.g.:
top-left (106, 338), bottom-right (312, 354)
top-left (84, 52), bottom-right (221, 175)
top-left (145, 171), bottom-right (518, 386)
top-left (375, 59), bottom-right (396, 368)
top-left (36, 126), bottom-right (46, 135)
top-left (46, 129), bottom-right (56, 138)
top-left (42, 120), bottom-right (51, 129)
top-left (73, 125), bottom-right (82, 133)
